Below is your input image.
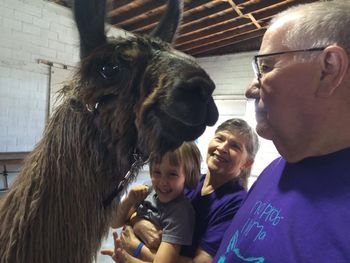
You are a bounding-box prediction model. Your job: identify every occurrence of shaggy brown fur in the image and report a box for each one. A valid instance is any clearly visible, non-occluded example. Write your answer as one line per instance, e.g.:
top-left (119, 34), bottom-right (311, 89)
top-left (0, 0), bottom-right (218, 262)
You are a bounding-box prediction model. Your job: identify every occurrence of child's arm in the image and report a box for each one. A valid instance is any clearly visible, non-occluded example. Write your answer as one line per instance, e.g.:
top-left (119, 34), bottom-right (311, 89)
top-left (152, 242), bottom-right (181, 263)
top-left (119, 225), bottom-right (157, 261)
top-left (131, 217), bottom-right (162, 250)
top-left (102, 232), bottom-right (180, 263)
top-left (118, 241), bottom-right (181, 263)
top-left (120, 226), bottom-right (213, 263)
top-left (111, 185), bottom-right (149, 228)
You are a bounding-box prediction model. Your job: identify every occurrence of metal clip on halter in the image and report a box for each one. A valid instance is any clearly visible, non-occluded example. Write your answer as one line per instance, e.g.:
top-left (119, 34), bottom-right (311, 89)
top-left (86, 102), bottom-right (99, 113)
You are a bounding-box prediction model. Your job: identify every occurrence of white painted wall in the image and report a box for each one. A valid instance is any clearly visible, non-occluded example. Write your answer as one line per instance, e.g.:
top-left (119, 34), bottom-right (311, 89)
top-left (0, 0), bottom-right (78, 152)
top-left (196, 53), bottom-right (279, 187)
top-left (198, 52), bottom-right (256, 96)
top-left (0, 0), bottom-right (127, 153)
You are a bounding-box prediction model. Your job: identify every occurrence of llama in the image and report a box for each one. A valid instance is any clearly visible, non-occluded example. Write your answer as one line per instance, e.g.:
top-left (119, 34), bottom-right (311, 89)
top-left (0, 0), bottom-right (218, 262)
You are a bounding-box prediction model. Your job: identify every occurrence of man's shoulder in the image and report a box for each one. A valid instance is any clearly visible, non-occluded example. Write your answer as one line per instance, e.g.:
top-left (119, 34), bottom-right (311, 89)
top-left (249, 156), bottom-right (285, 191)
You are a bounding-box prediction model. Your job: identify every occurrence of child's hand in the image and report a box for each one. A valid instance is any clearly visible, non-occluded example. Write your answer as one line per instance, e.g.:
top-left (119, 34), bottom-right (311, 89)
top-left (101, 231), bottom-right (130, 263)
top-left (128, 185), bottom-right (149, 204)
top-left (100, 231), bottom-right (123, 262)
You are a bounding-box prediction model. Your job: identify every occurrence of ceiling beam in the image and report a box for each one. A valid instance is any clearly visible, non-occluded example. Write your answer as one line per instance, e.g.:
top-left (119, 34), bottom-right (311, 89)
top-left (187, 29), bottom-right (266, 56)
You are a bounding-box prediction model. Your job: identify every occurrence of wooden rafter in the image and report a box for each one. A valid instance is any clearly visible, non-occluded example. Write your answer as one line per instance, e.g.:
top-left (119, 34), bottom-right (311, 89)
top-left (50, 0), bottom-right (321, 57)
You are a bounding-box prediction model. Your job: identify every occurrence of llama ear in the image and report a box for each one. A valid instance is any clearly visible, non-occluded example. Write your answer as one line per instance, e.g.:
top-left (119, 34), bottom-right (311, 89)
top-left (150, 0), bottom-right (183, 44)
top-left (74, 0), bottom-right (107, 59)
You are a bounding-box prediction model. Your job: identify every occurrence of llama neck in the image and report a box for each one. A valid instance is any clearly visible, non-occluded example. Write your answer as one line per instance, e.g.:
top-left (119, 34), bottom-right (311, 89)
top-left (0, 103), bottom-right (136, 263)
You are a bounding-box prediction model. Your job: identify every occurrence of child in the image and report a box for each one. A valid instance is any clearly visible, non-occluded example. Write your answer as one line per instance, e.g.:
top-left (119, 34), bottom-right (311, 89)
top-left (103, 142), bottom-right (202, 263)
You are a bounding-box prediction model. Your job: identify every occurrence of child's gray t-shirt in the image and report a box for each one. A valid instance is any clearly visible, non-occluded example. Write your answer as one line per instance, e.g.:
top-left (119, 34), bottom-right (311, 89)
top-left (136, 188), bottom-right (195, 246)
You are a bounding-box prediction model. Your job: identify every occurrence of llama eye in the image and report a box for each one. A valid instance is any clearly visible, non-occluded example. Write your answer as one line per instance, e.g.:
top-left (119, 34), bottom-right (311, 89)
top-left (99, 63), bottom-right (120, 80)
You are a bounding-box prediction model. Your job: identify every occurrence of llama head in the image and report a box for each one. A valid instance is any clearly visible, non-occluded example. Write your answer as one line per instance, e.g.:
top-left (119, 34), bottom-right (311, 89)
top-left (73, 0), bottom-right (218, 157)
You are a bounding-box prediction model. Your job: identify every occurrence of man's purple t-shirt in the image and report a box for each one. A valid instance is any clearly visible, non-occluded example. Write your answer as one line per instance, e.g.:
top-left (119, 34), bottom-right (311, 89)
top-left (181, 175), bottom-right (247, 257)
top-left (214, 148), bottom-right (350, 263)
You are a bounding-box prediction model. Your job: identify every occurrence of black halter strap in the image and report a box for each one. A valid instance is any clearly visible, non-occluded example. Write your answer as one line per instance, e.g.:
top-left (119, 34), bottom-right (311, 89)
top-left (102, 153), bottom-right (148, 208)
top-left (85, 96), bottom-right (148, 208)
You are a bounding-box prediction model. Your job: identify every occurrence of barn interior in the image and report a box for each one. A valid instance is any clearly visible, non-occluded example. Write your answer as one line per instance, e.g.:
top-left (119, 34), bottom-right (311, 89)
top-left (0, 1), bottom-right (320, 262)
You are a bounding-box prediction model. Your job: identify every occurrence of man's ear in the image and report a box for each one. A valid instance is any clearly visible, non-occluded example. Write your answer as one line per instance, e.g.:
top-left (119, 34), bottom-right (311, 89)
top-left (317, 45), bottom-right (349, 97)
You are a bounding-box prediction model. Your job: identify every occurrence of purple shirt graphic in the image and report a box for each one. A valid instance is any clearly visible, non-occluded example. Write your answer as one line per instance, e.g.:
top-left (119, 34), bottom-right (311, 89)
top-left (213, 148), bottom-right (350, 263)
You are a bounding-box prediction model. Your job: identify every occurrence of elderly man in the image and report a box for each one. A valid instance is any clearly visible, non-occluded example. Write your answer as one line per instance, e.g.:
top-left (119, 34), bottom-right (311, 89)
top-left (214, 1), bottom-right (350, 262)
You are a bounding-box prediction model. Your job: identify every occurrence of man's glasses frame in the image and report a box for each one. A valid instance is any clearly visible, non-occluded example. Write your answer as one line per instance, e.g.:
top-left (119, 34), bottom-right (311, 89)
top-left (252, 47), bottom-right (326, 80)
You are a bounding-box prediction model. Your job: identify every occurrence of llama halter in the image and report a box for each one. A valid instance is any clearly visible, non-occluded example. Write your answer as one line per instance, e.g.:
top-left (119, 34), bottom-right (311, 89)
top-left (86, 102), bottom-right (99, 113)
top-left (85, 95), bottom-right (118, 114)
top-left (85, 98), bottom-right (150, 208)
top-left (102, 153), bottom-right (149, 208)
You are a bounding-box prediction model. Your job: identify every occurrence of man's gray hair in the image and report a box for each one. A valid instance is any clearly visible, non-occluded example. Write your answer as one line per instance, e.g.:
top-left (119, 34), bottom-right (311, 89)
top-left (270, 0), bottom-right (350, 54)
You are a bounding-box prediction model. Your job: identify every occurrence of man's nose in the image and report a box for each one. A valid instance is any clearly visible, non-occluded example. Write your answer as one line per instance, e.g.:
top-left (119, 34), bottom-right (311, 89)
top-left (245, 79), bottom-right (260, 99)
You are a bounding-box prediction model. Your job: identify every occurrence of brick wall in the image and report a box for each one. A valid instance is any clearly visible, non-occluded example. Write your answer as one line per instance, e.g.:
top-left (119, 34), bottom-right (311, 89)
top-left (198, 52), bottom-right (256, 96)
top-left (0, 0), bottom-right (126, 152)
top-left (0, 0), bottom-right (77, 151)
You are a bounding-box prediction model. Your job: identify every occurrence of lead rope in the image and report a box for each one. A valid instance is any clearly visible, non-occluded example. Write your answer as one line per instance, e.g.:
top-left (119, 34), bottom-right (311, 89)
top-left (102, 153), bottom-right (149, 208)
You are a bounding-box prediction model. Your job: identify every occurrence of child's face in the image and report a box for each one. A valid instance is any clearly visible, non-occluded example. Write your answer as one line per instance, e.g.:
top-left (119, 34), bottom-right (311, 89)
top-left (150, 156), bottom-right (186, 203)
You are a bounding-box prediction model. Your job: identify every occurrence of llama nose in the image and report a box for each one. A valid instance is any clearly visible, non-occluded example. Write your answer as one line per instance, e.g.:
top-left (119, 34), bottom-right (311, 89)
top-left (163, 76), bottom-right (218, 126)
top-left (186, 76), bottom-right (215, 97)
top-left (206, 96), bottom-right (218, 126)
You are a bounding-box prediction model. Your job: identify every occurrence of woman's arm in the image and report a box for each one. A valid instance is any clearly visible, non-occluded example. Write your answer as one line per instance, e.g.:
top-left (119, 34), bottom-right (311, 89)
top-left (112, 185), bottom-right (149, 228)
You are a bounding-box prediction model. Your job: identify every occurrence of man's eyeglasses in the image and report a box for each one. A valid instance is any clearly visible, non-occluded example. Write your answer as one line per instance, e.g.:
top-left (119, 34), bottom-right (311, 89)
top-left (252, 47), bottom-right (326, 80)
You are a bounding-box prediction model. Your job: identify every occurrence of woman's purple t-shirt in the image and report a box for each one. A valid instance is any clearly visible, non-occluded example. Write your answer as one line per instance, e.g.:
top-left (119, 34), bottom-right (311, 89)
top-left (181, 175), bottom-right (247, 257)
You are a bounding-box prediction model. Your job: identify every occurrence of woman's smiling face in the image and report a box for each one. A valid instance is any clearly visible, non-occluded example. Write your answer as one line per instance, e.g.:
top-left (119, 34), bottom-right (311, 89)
top-left (206, 130), bottom-right (251, 179)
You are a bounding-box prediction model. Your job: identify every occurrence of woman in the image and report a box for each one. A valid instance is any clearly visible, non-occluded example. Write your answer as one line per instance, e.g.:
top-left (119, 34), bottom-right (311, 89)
top-left (104, 118), bottom-right (259, 263)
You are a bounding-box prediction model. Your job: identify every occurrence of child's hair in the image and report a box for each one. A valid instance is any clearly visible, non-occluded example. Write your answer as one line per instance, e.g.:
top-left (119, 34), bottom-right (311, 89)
top-left (215, 118), bottom-right (260, 189)
top-left (149, 142), bottom-right (202, 189)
